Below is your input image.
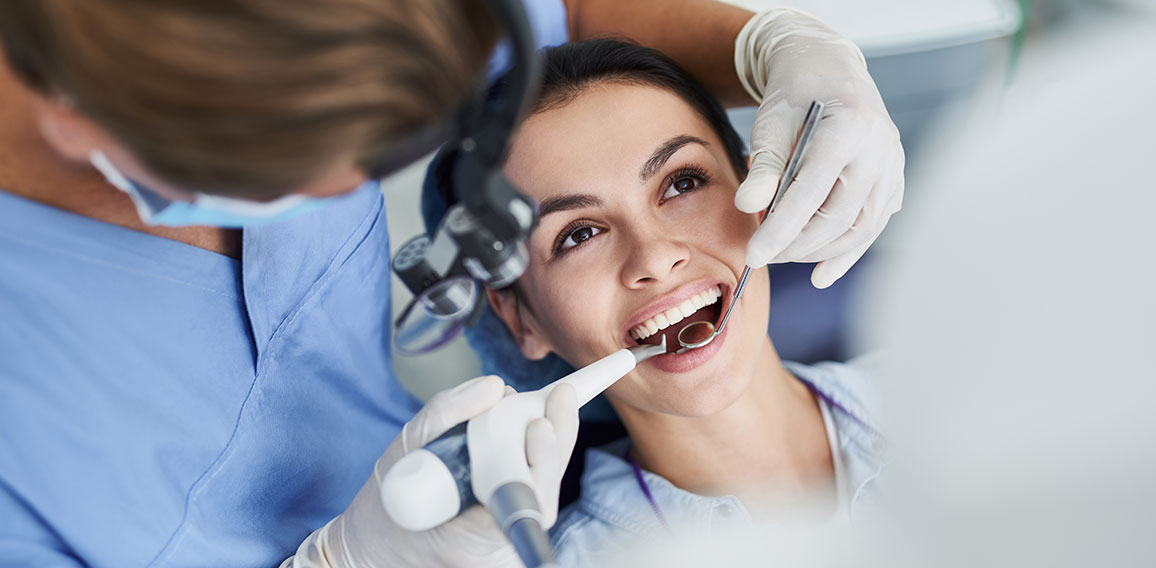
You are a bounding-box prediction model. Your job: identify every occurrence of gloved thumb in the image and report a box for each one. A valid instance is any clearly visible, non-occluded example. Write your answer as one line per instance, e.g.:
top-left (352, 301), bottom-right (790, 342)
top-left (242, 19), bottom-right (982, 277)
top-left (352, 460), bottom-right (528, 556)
top-left (526, 383), bottom-right (578, 527)
top-left (397, 375), bottom-right (506, 457)
top-left (811, 239), bottom-right (870, 289)
top-left (734, 99), bottom-right (799, 214)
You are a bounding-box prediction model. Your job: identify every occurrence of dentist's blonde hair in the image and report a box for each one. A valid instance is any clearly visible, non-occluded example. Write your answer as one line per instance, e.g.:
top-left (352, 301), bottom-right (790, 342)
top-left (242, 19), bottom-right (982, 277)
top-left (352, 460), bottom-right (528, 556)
top-left (0, 0), bottom-right (495, 199)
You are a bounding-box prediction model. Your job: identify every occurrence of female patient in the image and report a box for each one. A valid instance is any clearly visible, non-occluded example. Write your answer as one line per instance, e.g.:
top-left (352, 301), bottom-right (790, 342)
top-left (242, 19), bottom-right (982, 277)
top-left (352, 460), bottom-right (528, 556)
top-left (437, 39), bottom-right (884, 564)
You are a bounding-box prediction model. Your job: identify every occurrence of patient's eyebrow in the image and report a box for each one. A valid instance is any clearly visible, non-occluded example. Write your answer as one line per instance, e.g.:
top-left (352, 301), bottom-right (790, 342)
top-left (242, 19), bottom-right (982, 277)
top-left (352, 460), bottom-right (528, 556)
top-left (538, 193), bottom-right (604, 217)
top-left (639, 135), bottom-right (710, 182)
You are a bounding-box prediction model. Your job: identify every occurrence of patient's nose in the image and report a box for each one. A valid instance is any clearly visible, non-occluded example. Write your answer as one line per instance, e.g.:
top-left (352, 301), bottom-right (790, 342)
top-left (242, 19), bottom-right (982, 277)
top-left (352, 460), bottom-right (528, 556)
top-left (620, 232), bottom-right (690, 289)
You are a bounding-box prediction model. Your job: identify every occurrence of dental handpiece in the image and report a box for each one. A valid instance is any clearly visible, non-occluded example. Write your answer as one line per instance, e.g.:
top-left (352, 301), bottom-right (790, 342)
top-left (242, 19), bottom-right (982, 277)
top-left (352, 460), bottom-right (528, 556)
top-left (380, 337), bottom-right (668, 567)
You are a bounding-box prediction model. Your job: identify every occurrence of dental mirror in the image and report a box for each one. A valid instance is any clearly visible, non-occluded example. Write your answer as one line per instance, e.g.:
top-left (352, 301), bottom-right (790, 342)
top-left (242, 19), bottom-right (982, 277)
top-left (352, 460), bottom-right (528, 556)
top-left (676, 320), bottom-right (719, 350)
top-left (674, 100), bottom-right (825, 354)
top-left (673, 271), bottom-right (745, 353)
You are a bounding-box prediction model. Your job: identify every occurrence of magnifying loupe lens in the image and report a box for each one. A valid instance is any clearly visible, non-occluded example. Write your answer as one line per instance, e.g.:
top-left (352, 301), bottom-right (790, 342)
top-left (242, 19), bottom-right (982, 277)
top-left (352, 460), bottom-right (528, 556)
top-left (394, 276), bottom-right (478, 354)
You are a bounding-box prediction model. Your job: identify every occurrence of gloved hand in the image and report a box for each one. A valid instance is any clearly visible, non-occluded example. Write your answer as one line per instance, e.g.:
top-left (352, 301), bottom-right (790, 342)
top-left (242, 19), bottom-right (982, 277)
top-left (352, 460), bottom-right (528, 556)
top-left (283, 375), bottom-right (579, 568)
top-left (734, 8), bottom-right (905, 289)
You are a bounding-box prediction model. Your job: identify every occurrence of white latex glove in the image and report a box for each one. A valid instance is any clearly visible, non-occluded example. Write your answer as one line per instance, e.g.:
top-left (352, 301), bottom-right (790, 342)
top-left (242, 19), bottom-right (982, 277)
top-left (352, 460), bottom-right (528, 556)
top-left (735, 8), bottom-right (905, 288)
top-left (283, 375), bottom-right (579, 568)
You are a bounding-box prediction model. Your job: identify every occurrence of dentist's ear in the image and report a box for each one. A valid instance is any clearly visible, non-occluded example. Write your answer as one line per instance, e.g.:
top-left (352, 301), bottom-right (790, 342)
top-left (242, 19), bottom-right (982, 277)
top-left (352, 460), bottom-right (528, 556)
top-left (38, 101), bottom-right (109, 163)
top-left (487, 287), bottom-right (552, 361)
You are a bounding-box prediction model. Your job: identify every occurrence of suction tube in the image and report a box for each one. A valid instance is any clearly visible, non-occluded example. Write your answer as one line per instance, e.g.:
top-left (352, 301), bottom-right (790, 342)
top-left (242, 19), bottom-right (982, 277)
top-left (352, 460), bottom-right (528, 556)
top-left (489, 481), bottom-right (557, 567)
top-left (507, 517), bottom-right (557, 568)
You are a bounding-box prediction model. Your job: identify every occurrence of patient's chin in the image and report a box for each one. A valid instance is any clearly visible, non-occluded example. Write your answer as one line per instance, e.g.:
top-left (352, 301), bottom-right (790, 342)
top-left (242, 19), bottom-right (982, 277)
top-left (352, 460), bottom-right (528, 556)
top-left (619, 365), bottom-right (752, 418)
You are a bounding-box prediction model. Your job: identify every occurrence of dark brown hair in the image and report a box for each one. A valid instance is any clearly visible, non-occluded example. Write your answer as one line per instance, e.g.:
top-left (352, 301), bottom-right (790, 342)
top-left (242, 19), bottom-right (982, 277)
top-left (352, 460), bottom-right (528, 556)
top-left (0, 0), bottom-right (497, 199)
top-left (433, 39), bottom-right (749, 220)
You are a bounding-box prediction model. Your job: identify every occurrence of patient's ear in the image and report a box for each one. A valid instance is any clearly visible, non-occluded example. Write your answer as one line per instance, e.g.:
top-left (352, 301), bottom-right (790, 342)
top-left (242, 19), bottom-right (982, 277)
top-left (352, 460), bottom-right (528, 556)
top-left (487, 288), bottom-right (552, 361)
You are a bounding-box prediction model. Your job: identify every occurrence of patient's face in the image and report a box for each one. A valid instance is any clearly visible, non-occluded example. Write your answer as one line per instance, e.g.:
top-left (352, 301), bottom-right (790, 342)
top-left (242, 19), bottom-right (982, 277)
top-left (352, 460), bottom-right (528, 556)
top-left (499, 83), bottom-right (771, 417)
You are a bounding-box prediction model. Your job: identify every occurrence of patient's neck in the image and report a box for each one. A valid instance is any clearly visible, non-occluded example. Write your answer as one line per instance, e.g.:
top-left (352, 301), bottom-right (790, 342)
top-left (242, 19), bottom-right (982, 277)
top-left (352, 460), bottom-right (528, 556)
top-left (613, 339), bottom-right (833, 508)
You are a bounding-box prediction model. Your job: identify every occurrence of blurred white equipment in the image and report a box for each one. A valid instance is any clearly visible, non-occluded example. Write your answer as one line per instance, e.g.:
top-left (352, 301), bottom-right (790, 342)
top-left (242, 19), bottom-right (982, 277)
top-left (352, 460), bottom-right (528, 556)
top-left (724, 0), bottom-right (1021, 151)
top-left (861, 9), bottom-right (1156, 567)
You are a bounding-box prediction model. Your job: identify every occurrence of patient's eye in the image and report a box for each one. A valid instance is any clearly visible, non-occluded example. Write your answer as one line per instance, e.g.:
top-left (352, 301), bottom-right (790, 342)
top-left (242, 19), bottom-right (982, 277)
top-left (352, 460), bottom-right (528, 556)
top-left (661, 166), bottom-right (711, 201)
top-left (553, 221), bottom-right (605, 256)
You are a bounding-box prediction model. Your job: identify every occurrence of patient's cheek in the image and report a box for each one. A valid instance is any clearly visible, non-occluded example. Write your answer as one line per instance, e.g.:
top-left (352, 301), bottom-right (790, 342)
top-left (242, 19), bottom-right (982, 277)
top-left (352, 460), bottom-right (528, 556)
top-left (724, 200), bottom-right (763, 244)
top-left (714, 208), bottom-right (760, 252)
top-left (536, 296), bottom-right (602, 363)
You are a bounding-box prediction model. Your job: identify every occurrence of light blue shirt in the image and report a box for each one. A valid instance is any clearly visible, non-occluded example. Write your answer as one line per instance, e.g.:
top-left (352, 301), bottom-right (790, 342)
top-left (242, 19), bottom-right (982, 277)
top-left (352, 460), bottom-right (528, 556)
top-left (0, 5), bottom-right (568, 566)
top-left (0, 184), bottom-right (421, 567)
top-left (550, 360), bottom-right (886, 567)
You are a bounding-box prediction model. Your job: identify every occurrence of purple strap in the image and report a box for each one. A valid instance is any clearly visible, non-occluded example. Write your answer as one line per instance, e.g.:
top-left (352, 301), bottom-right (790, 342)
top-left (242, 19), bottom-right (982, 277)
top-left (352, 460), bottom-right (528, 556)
top-left (624, 448), bottom-right (672, 533)
top-left (793, 374), bottom-right (881, 440)
top-left (623, 375), bottom-right (877, 534)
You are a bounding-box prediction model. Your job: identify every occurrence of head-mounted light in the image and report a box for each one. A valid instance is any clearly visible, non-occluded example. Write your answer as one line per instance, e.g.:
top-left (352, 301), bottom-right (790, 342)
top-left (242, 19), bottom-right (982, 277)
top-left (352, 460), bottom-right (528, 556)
top-left (391, 0), bottom-right (541, 354)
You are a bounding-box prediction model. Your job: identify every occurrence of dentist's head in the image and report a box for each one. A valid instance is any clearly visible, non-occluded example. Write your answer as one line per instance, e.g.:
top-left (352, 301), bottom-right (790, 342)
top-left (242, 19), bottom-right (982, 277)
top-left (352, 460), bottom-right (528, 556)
top-left (0, 0), bottom-right (495, 225)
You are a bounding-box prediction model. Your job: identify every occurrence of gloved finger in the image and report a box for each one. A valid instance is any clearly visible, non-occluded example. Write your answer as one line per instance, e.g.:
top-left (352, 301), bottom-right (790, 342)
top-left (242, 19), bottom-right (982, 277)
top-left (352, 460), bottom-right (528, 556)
top-left (735, 152), bottom-right (783, 215)
top-left (734, 100), bottom-right (803, 214)
top-left (526, 419), bottom-right (559, 472)
top-left (786, 224), bottom-right (865, 266)
top-left (783, 159), bottom-right (903, 265)
top-left (503, 385), bottom-right (518, 397)
top-left (436, 505), bottom-right (517, 564)
top-left (525, 418), bottom-right (560, 526)
top-left (395, 375), bottom-right (506, 457)
top-left (527, 384), bottom-right (578, 526)
top-left (745, 121), bottom-right (864, 267)
top-left (770, 156), bottom-right (876, 262)
top-left (543, 383), bottom-right (579, 464)
top-left (811, 238), bottom-right (872, 289)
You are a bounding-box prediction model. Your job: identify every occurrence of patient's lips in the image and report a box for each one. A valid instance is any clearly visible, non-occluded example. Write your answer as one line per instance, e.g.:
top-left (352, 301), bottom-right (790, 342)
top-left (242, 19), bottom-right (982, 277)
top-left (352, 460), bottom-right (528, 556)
top-left (619, 279), bottom-right (734, 373)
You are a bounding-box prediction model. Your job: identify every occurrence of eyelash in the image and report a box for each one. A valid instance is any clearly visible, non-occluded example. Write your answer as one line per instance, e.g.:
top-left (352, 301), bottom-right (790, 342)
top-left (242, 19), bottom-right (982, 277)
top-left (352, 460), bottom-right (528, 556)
top-left (552, 219), bottom-right (604, 257)
top-left (550, 164), bottom-right (714, 258)
top-left (660, 165), bottom-right (712, 202)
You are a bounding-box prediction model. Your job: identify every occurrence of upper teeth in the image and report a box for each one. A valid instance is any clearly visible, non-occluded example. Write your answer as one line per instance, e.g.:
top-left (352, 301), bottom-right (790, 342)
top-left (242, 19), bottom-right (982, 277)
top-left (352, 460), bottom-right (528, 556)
top-left (630, 286), bottom-right (722, 341)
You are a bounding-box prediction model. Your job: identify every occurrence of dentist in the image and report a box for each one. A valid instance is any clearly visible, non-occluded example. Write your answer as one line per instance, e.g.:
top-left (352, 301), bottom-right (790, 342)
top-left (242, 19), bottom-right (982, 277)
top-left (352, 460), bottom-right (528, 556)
top-left (0, 0), bottom-right (902, 566)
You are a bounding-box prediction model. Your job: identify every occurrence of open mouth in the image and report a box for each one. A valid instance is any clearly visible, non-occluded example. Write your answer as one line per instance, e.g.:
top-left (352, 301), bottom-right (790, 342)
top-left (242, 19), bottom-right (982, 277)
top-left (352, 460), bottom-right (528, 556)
top-left (629, 285), bottom-right (725, 351)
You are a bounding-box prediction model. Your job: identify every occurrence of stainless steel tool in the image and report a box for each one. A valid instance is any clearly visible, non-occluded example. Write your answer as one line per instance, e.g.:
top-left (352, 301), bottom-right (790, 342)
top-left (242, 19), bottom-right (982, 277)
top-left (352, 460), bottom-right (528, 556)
top-left (675, 100), bottom-right (826, 353)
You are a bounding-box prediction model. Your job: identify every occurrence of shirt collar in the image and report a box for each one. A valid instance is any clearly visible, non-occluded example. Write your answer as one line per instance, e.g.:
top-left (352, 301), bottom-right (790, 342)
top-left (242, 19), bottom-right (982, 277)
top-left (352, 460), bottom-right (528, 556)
top-left (241, 180), bottom-right (383, 364)
top-left (577, 439), bottom-right (752, 537)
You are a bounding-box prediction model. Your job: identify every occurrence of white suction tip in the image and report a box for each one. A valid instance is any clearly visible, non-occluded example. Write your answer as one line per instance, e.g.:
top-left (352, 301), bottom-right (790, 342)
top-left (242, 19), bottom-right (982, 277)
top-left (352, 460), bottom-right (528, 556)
top-left (380, 449), bottom-right (461, 531)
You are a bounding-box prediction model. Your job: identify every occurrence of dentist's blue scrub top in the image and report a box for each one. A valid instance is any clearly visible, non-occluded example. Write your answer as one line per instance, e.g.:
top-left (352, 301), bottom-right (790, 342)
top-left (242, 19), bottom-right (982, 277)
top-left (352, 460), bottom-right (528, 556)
top-left (0, 4), bottom-right (569, 567)
top-left (0, 184), bottom-right (421, 567)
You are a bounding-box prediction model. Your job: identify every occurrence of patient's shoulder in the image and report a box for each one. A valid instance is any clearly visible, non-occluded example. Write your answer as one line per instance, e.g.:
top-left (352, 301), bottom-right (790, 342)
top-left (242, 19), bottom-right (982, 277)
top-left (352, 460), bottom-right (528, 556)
top-left (783, 356), bottom-right (886, 447)
top-left (550, 497), bottom-right (628, 567)
top-left (549, 439), bottom-right (673, 566)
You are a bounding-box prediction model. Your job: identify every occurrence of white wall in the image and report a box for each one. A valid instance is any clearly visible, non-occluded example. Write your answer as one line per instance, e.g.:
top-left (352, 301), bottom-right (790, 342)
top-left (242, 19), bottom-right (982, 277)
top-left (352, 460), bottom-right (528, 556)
top-left (380, 155), bottom-right (481, 401)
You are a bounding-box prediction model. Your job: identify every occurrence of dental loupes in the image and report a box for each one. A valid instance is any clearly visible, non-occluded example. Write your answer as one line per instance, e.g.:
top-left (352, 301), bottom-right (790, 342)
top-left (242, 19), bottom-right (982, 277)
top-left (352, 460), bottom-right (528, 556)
top-left (676, 100), bottom-right (825, 354)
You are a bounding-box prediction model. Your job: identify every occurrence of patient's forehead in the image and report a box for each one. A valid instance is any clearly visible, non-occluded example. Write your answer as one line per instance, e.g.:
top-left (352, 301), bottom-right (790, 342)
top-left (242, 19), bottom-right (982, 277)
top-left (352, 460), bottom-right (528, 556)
top-left (504, 82), bottom-right (720, 199)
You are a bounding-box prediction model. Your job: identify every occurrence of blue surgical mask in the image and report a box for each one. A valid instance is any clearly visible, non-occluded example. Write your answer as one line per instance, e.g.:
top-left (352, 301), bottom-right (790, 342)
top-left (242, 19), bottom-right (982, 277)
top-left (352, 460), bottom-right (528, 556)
top-left (89, 150), bottom-right (327, 227)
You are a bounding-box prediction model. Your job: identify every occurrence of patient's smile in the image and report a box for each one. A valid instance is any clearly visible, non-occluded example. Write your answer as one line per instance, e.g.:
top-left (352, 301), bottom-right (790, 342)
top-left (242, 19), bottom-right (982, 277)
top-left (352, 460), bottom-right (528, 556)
top-left (631, 285), bottom-right (721, 341)
top-left (622, 280), bottom-right (733, 373)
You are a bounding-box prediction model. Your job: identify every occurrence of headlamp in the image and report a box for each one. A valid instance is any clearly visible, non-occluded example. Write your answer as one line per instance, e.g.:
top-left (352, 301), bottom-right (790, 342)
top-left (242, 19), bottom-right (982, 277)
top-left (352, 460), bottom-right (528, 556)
top-left (390, 0), bottom-right (541, 355)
